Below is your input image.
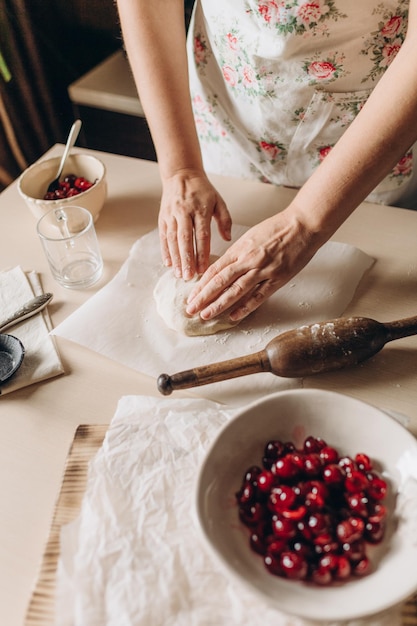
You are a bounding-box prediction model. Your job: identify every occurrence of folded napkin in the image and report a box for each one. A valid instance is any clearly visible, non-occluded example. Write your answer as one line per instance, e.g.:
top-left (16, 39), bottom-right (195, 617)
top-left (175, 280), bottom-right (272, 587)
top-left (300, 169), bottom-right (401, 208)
top-left (0, 266), bottom-right (64, 395)
top-left (54, 396), bottom-right (404, 626)
top-left (52, 226), bottom-right (374, 406)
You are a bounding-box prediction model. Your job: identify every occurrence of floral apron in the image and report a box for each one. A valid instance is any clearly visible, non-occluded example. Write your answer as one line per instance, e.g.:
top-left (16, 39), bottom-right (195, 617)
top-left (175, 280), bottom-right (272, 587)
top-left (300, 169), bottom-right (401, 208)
top-left (187, 0), bottom-right (416, 207)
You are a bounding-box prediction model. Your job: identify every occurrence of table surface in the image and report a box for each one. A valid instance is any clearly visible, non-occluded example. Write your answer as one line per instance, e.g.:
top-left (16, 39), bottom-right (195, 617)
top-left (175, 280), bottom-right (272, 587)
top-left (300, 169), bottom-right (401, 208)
top-left (1, 146), bottom-right (416, 626)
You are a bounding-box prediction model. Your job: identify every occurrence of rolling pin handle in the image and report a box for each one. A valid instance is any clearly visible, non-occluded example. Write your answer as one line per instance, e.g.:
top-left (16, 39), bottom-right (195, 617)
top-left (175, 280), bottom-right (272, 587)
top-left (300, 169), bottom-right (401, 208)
top-left (157, 373), bottom-right (173, 396)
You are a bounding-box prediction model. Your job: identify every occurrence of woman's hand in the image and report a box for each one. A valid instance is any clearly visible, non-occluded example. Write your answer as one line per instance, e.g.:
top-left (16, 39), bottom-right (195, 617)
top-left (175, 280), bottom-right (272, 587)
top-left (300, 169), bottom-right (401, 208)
top-left (185, 209), bottom-right (321, 322)
top-left (158, 169), bottom-right (232, 280)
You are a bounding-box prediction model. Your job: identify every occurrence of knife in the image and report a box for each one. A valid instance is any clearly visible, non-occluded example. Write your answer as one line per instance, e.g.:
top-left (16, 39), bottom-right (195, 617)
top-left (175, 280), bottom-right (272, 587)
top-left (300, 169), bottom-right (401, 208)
top-left (0, 293), bottom-right (53, 333)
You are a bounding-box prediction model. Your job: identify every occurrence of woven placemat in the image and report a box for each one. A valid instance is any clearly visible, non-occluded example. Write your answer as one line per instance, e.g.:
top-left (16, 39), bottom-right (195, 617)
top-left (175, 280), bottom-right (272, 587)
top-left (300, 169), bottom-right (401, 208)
top-left (25, 424), bottom-right (417, 625)
top-left (25, 424), bottom-right (108, 626)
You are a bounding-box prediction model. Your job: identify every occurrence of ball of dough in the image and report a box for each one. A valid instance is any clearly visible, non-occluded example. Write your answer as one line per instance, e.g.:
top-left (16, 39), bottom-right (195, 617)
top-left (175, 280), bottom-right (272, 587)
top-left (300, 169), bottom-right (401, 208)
top-left (153, 262), bottom-right (240, 336)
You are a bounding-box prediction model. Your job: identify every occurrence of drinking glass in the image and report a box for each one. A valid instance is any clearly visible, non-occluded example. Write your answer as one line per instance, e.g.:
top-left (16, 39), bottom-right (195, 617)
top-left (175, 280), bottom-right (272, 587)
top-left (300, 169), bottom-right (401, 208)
top-left (37, 205), bottom-right (103, 289)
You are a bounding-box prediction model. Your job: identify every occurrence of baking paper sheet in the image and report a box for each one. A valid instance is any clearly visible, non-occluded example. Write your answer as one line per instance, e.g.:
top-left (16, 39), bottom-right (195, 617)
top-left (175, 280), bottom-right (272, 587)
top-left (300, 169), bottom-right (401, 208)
top-left (52, 226), bottom-right (374, 405)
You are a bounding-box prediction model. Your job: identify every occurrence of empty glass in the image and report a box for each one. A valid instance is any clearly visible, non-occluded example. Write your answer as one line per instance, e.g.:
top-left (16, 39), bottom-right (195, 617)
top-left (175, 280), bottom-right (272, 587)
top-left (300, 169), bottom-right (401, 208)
top-left (37, 205), bottom-right (103, 289)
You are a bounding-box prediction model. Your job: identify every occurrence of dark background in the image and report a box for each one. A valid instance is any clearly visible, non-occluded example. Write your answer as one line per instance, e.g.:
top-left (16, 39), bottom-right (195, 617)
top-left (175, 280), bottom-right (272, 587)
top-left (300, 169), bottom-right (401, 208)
top-left (0, 0), bottom-right (194, 190)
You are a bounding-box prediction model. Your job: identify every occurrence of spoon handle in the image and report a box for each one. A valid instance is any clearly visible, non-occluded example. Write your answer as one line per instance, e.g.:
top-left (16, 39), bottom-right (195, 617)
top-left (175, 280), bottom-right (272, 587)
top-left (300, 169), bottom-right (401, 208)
top-left (0, 293), bottom-right (53, 332)
top-left (56, 119), bottom-right (82, 179)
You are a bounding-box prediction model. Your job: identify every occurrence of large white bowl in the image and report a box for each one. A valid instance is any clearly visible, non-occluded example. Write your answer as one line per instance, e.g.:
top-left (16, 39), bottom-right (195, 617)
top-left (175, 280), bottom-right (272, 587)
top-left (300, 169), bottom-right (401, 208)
top-left (17, 153), bottom-right (107, 222)
top-left (195, 389), bottom-right (417, 622)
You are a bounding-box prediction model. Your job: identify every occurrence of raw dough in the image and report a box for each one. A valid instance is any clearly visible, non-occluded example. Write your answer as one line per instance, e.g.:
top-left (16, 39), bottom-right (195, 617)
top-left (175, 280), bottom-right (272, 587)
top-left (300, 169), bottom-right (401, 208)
top-left (153, 259), bottom-right (240, 336)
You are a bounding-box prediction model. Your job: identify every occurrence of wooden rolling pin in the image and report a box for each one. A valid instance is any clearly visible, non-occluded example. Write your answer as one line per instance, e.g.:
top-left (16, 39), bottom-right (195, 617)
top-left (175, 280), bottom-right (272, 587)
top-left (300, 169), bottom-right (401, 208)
top-left (157, 314), bottom-right (417, 395)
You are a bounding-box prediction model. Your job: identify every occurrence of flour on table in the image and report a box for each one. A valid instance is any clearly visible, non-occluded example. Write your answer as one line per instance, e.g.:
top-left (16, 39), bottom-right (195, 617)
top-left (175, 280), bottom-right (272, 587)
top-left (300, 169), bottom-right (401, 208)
top-left (153, 258), bottom-right (240, 336)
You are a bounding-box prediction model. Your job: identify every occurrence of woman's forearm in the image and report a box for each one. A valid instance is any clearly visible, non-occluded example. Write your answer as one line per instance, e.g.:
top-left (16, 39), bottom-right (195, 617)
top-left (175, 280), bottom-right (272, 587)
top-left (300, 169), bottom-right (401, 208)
top-left (116, 0), bottom-right (203, 179)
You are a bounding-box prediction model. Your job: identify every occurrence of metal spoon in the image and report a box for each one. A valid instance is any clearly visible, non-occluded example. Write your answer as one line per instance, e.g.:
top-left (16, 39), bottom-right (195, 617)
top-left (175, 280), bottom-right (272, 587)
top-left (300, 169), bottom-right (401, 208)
top-left (46, 119), bottom-right (82, 193)
top-left (0, 293), bottom-right (53, 333)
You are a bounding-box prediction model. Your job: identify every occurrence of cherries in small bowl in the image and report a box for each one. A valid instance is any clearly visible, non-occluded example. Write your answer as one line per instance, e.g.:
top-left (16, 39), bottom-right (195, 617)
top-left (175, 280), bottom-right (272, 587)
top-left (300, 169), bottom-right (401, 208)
top-left (18, 152), bottom-right (107, 222)
top-left (195, 389), bottom-right (417, 622)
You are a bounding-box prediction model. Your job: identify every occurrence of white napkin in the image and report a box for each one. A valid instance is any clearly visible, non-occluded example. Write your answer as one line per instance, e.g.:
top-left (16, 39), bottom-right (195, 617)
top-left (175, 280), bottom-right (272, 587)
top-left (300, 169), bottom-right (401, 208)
top-left (54, 395), bottom-right (403, 626)
top-left (52, 226), bottom-right (374, 406)
top-left (0, 266), bottom-right (64, 394)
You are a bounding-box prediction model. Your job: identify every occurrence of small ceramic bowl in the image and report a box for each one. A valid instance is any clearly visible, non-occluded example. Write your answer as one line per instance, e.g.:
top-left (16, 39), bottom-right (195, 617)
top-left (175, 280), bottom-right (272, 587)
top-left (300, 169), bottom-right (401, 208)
top-left (17, 153), bottom-right (107, 222)
top-left (195, 389), bottom-right (417, 622)
top-left (0, 334), bottom-right (25, 384)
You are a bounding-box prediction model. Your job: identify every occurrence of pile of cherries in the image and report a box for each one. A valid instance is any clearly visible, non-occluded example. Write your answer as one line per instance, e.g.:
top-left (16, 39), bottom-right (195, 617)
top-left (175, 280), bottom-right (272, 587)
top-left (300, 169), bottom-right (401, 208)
top-left (43, 174), bottom-right (96, 200)
top-left (235, 435), bottom-right (388, 585)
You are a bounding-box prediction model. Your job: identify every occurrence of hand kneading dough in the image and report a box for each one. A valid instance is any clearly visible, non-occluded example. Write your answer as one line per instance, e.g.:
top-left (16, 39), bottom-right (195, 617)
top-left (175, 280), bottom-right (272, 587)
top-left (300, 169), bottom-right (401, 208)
top-left (153, 263), bottom-right (240, 336)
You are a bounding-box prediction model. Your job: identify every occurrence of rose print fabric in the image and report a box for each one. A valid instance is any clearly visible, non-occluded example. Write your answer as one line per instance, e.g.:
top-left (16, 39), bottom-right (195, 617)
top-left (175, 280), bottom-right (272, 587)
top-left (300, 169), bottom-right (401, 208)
top-left (187, 0), bottom-right (417, 207)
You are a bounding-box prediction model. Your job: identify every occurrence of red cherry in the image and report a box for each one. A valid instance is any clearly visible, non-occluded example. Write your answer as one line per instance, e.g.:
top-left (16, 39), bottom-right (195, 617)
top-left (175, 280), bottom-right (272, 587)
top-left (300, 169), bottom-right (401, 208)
top-left (312, 566), bottom-right (333, 585)
top-left (272, 515), bottom-right (297, 540)
top-left (345, 470), bottom-right (369, 493)
top-left (353, 557), bottom-right (372, 576)
top-left (250, 530), bottom-right (268, 555)
top-left (64, 174), bottom-right (77, 186)
top-left (342, 539), bottom-right (366, 562)
top-left (323, 463), bottom-right (345, 485)
top-left (58, 180), bottom-right (71, 193)
top-left (338, 456), bottom-right (357, 475)
top-left (346, 492), bottom-right (369, 517)
top-left (303, 436), bottom-right (326, 453)
top-left (318, 553), bottom-right (338, 572)
top-left (268, 485), bottom-right (297, 512)
top-left (355, 453), bottom-right (373, 471)
top-left (291, 539), bottom-right (313, 560)
top-left (366, 474), bottom-right (387, 501)
top-left (302, 479), bottom-right (329, 502)
top-left (264, 553), bottom-right (282, 576)
top-left (66, 187), bottom-right (80, 197)
top-left (368, 502), bottom-right (387, 521)
top-left (244, 465), bottom-right (262, 485)
top-left (263, 440), bottom-right (285, 466)
top-left (239, 502), bottom-right (265, 526)
top-left (314, 538), bottom-right (339, 557)
top-left (257, 470), bottom-right (275, 493)
top-left (335, 555), bottom-right (351, 580)
top-left (74, 176), bottom-right (92, 190)
top-left (365, 518), bottom-right (385, 544)
top-left (272, 454), bottom-right (300, 479)
top-left (281, 505), bottom-right (307, 521)
top-left (320, 446), bottom-right (339, 464)
top-left (280, 551), bottom-right (308, 580)
top-left (267, 538), bottom-right (287, 556)
top-left (303, 453), bottom-right (323, 477)
top-left (336, 517), bottom-right (364, 544)
top-left (307, 512), bottom-right (330, 536)
top-left (236, 482), bottom-right (256, 506)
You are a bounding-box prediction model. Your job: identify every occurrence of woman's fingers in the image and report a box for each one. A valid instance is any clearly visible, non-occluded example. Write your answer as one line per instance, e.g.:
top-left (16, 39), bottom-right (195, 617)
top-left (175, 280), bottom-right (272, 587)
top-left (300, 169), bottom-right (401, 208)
top-left (158, 172), bottom-right (232, 279)
top-left (175, 212), bottom-right (197, 279)
top-left (186, 258), bottom-right (262, 317)
top-left (186, 211), bottom-right (320, 321)
top-left (227, 279), bottom-right (281, 321)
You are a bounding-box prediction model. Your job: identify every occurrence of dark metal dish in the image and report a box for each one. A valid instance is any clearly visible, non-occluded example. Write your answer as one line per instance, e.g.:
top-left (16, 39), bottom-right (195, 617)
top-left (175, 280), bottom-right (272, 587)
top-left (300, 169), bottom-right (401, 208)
top-left (0, 334), bottom-right (25, 384)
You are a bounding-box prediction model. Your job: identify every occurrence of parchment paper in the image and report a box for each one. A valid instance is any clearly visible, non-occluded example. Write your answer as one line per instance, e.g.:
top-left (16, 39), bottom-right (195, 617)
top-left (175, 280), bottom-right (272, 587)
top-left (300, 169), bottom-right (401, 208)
top-left (52, 226), bottom-right (374, 405)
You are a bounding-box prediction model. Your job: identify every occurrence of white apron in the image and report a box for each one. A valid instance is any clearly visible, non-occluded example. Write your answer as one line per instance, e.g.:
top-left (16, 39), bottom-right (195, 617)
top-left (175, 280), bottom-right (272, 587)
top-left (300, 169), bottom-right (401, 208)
top-left (187, 0), bottom-right (417, 208)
